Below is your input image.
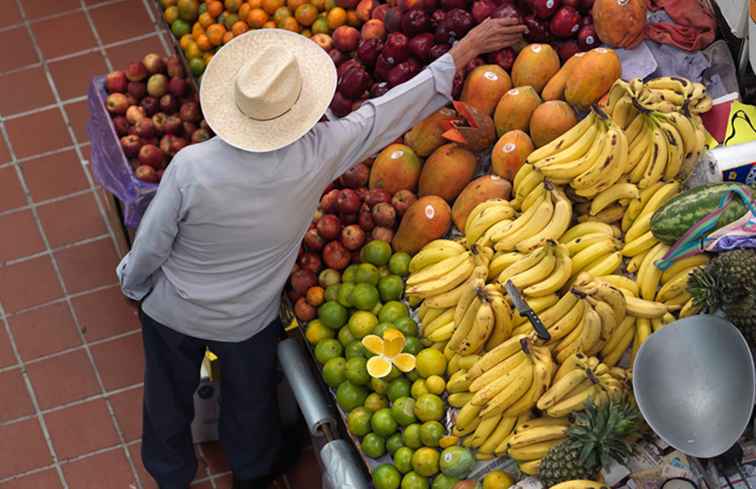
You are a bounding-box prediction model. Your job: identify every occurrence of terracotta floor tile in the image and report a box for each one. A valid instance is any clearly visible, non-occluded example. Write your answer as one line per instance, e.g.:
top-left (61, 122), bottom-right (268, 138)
top-left (8, 302), bottom-right (82, 361)
top-left (0, 418), bottom-right (52, 479)
top-left (0, 28), bottom-right (38, 73)
top-left (0, 134), bottom-right (11, 164)
top-left (5, 108), bottom-right (72, 159)
top-left (80, 144), bottom-right (91, 162)
top-left (31, 11), bottom-right (96, 60)
top-left (0, 369), bottom-right (33, 422)
top-left (0, 67), bottom-right (55, 117)
top-left (0, 166), bottom-right (26, 212)
top-left (105, 35), bottom-right (168, 71)
top-left (26, 349), bottom-right (100, 410)
top-left (23, 0), bottom-right (81, 20)
top-left (0, 469), bottom-right (64, 489)
top-left (54, 238), bottom-right (119, 294)
top-left (214, 474), bottom-right (233, 489)
top-left (37, 192), bottom-right (108, 248)
top-left (129, 441), bottom-right (208, 489)
top-left (192, 482), bottom-right (213, 489)
top-left (71, 286), bottom-right (139, 342)
top-left (63, 100), bottom-right (90, 143)
top-left (109, 385), bottom-right (142, 442)
top-left (21, 149), bottom-right (89, 202)
top-left (90, 333), bottom-right (144, 390)
top-left (0, 0), bottom-right (22, 29)
top-left (0, 210), bottom-right (45, 262)
top-left (200, 441), bottom-right (231, 475)
top-left (0, 327), bottom-right (16, 368)
top-left (0, 256), bottom-right (63, 313)
top-left (62, 448), bottom-right (137, 489)
top-left (45, 399), bottom-right (119, 460)
top-left (90, 0), bottom-right (154, 45)
top-left (49, 52), bottom-right (107, 101)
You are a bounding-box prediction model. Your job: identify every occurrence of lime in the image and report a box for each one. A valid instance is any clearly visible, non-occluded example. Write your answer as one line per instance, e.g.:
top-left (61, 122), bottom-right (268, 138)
top-left (342, 264), bottom-right (359, 283)
top-left (394, 317), bottom-right (418, 337)
top-left (412, 448), bottom-right (440, 477)
top-left (348, 311), bottom-right (378, 339)
top-left (170, 19), bottom-right (191, 37)
top-left (364, 392), bottom-right (388, 412)
top-left (325, 284), bottom-right (340, 302)
top-left (319, 268), bottom-right (341, 287)
top-left (431, 474), bottom-right (460, 489)
top-left (345, 357), bottom-right (370, 386)
top-left (379, 301), bottom-right (410, 323)
top-left (401, 471), bottom-right (430, 489)
top-left (419, 421), bottom-right (445, 448)
top-left (387, 433), bottom-right (404, 455)
top-left (403, 336), bottom-right (423, 355)
top-left (406, 370), bottom-right (420, 382)
top-left (414, 394), bottom-right (445, 422)
top-left (389, 252), bottom-right (412, 276)
top-left (393, 447), bottom-right (414, 474)
top-left (319, 301), bottom-right (348, 329)
top-left (387, 378), bottom-right (411, 402)
top-left (371, 377), bottom-right (389, 394)
top-left (355, 263), bottom-right (380, 285)
top-left (336, 381), bottom-right (368, 412)
top-left (362, 240), bottom-right (392, 266)
top-left (425, 376), bottom-right (445, 395)
top-left (362, 433), bottom-right (386, 459)
top-left (338, 326), bottom-right (356, 347)
top-left (379, 275), bottom-right (405, 302)
top-left (371, 407), bottom-right (398, 437)
top-left (322, 357), bottom-right (346, 387)
top-left (379, 266), bottom-right (391, 278)
top-left (350, 283), bottom-right (380, 311)
top-left (304, 319), bottom-right (334, 344)
top-left (347, 407), bottom-right (372, 436)
top-left (189, 57), bottom-right (205, 77)
top-left (483, 470), bottom-right (514, 489)
top-left (345, 340), bottom-right (367, 359)
top-left (373, 464), bottom-right (402, 489)
top-left (337, 282), bottom-right (355, 307)
top-left (415, 349), bottom-right (447, 378)
top-left (386, 365), bottom-right (403, 380)
top-left (411, 379), bottom-right (429, 399)
top-left (402, 423), bottom-right (422, 449)
top-left (314, 338), bottom-right (342, 364)
top-left (373, 322), bottom-right (394, 338)
top-left (391, 396), bottom-right (417, 426)
top-left (372, 301), bottom-right (385, 316)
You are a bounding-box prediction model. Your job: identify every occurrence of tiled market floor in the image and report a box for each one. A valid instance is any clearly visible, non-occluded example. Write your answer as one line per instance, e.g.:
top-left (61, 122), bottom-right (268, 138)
top-left (0, 1), bottom-right (321, 487)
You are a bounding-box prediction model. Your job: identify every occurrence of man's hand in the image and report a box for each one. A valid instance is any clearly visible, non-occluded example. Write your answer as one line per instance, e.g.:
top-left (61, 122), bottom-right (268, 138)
top-left (449, 18), bottom-right (527, 71)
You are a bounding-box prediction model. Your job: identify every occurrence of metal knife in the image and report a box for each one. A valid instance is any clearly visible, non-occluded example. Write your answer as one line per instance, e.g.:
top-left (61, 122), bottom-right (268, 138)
top-left (505, 279), bottom-right (551, 341)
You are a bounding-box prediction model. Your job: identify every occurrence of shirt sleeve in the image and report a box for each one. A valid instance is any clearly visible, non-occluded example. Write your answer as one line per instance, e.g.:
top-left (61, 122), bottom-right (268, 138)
top-left (117, 161), bottom-right (185, 300)
top-left (312, 53), bottom-right (456, 180)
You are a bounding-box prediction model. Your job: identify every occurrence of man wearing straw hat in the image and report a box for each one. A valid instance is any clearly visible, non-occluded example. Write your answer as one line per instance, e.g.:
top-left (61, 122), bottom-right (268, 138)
top-left (118, 18), bottom-right (525, 489)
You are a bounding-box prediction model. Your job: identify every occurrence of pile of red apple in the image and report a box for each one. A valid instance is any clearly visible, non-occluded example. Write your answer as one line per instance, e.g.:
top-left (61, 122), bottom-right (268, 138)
top-left (512, 0), bottom-right (598, 61)
top-left (104, 53), bottom-right (212, 184)
top-left (286, 160), bottom-right (417, 303)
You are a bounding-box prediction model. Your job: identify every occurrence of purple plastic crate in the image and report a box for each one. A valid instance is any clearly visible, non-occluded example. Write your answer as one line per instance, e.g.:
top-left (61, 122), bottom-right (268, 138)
top-left (87, 76), bottom-right (158, 229)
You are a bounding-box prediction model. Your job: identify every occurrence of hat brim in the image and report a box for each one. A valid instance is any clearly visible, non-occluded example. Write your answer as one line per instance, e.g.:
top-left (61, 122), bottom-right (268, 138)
top-left (199, 29), bottom-right (337, 153)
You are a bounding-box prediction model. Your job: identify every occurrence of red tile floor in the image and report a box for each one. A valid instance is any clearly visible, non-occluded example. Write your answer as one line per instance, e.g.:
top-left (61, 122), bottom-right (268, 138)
top-left (0, 1), bottom-right (322, 487)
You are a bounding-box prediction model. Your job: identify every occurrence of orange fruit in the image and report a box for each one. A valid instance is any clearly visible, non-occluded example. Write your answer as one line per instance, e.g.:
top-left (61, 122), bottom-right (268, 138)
top-left (346, 9), bottom-right (359, 27)
top-left (163, 5), bottom-right (180, 23)
top-left (248, 0), bottom-right (262, 8)
top-left (196, 33), bottom-right (212, 50)
top-left (192, 21), bottom-right (205, 39)
top-left (311, 15), bottom-right (329, 33)
top-left (185, 40), bottom-right (202, 59)
top-left (261, 0), bottom-right (284, 14)
top-left (306, 286), bottom-right (326, 307)
top-left (324, 0), bottom-right (336, 10)
top-left (238, 2), bottom-right (251, 19)
top-left (310, 0), bottom-right (326, 10)
top-left (203, 52), bottom-right (214, 65)
top-left (287, 0), bottom-right (307, 10)
top-left (326, 6), bottom-right (346, 28)
top-left (280, 15), bottom-right (300, 31)
top-left (224, 0), bottom-right (241, 12)
top-left (247, 7), bottom-right (268, 27)
top-left (295, 3), bottom-right (317, 26)
top-left (223, 12), bottom-right (239, 28)
top-left (198, 11), bottom-right (215, 27)
top-left (231, 19), bottom-right (249, 35)
top-left (179, 33), bottom-right (193, 49)
top-left (272, 5), bottom-right (291, 22)
top-left (263, 19), bottom-right (276, 27)
top-left (206, 23), bottom-right (226, 45)
top-left (222, 31), bottom-right (234, 43)
top-left (206, 0), bottom-right (224, 16)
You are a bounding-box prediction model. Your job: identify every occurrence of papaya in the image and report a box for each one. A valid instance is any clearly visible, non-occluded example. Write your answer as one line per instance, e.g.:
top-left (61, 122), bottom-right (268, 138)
top-left (392, 195), bottom-right (452, 254)
top-left (541, 52), bottom-right (586, 101)
top-left (491, 130), bottom-right (534, 181)
top-left (452, 175), bottom-right (512, 231)
top-left (493, 86), bottom-right (542, 137)
top-left (461, 65), bottom-right (512, 116)
top-left (564, 47), bottom-right (622, 110)
top-left (418, 143), bottom-right (478, 202)
top-left (369, 143), bottom-right (422, 194)
top-left (442, 101), bottom-right (496, 153)
top-left (511, 44), bottom-right (561, 94)
top-left (404, 107), bottom-right (458, 157)
top-left (529, 101), bottom-right (578, 147)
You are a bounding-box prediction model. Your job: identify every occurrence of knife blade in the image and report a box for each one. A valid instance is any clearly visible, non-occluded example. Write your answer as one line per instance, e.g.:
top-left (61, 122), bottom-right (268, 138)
top-left (504, 279), bottom-right (550, 341)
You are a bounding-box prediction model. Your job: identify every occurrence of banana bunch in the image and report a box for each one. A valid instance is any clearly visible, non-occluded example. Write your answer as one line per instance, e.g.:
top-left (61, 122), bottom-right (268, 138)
top-left (571, 181), bottom-right (639, 225)
top-left (497, 240), bottom-right (573, 298)
top-left (621, 182), bottom-right (680, 269)
top-left (506, 416), bottom-right (572, 476)
top-left (510, 294), bottom-right (560, 335)
top-left (557, 224), bottom-right (623, 282)
top-left (644, 77), bottom-right (712, 115)
top-left (550, 480), bottom-right (609, 489)
top-left (445, 283), bottom-right (513, 355)
top-left (464, 199), bottom-right (516, 247)
top-left (406, 244), bottom-right (492, 300)
top-left (525, 108), bottom-right (629, 199)
top-left (657, 254), bottom-right (709, 319)
top-left (511, 163), bottom-right (545, 211)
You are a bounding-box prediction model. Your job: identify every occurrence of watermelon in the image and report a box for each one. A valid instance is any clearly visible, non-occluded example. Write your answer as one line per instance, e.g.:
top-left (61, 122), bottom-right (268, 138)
top-left (650, 182), bottom-right (754, 244)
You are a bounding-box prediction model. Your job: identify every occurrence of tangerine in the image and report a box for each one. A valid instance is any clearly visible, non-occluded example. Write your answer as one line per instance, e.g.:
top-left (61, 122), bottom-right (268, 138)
top-left (185, 41), bottom-right (202, 59)
top-left (324, 0), bottom-right (335, 9)
top-left (224, 0), bottom-right (241, 12)
top-left (206, 23), bottom-right (226, 45)
top-left (238, 2), bottom-right (251, 19)
top-left (198, 11), bottom-right (215, 27)
top-left (163, 5), bottom-right (179, 23)
top-left (203, 52), bottom-right (214, 65)
top-left (310, 0), bottom-right (326, 10)
top-left (223, 12), bottom-right (239, 28)
top-left (262, 0), bottom-right (284, 14)
top-left (306, 286), bottom-right (325, 307)
top-left (206, 0), bottom-right (224, 16)
top-left (263, 19), bottom-right (276, 27)
top-left (192, 21), bottom-right (205, 39)
top-left (248, 0), bottom-right (263, 7)
top-left (222, 31), bottom-right (234, 43)
top-left (295, 3), bottom-right (317, 26)
top-left (231, 20), bottom-right (249, 35)
top-left (247, 7), bottom-right (268, 27)
top-left (272, 5), bottom-right (291, 22)
top-left (346, 9), bottom-right (359, 26)
top-left (287, 0), bottom-right (308, 10)
top-left (326, 6), bottom-right (346, 29)
top-left (311, 15), bottom-right (329, 33)
top-left (189, 57), bottom-right (206, 76)
top-left (179, 33), bottom-right (193, 49)
top-left (196, 33), bottom-right (212, 51)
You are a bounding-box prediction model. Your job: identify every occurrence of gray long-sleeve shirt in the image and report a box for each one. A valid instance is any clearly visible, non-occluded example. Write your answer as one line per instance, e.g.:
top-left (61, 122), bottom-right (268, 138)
top-left (117, 53), bottom-right (456, 342)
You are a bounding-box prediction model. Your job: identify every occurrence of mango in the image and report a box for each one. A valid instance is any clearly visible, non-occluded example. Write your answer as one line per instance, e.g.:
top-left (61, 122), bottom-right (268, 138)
top-left (461, 64), bottom-right (512, 116)
top-left (541, 52), bottom-right (586, 101)
top-left (392, 196), bottom-right (452, 254)
top-left (491, 130), bottom-right (534, 181)
top-left (418, 143), bottom-right (478, 202)
top-left (404, 107), bottom-right (458, 157)
top-left (565, 48), bottom-right (622, 110)
top-left (370, 143), bottom-right (422, 194)
top-left (511, 44), bottom-right (560, 95)
top-left (493, 86), bottom-right (542, 137)
top-left (451, 175), bottom-right (512, 231)
top-left (529, 101), bottom-right (577, 148)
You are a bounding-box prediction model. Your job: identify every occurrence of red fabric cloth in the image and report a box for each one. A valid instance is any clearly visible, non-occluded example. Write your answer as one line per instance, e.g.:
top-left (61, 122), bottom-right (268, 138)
top-left (646, 0), bottom-right (717, 51)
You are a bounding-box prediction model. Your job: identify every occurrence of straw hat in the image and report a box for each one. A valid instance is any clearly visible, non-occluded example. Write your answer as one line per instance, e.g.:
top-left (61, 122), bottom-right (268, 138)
top-left (199, 29), bottom-right (337, 152)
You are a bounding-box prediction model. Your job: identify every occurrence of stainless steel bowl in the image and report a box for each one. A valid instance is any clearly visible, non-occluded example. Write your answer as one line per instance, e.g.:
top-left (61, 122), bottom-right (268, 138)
top-left (633, 315), bottom-right (755, 458)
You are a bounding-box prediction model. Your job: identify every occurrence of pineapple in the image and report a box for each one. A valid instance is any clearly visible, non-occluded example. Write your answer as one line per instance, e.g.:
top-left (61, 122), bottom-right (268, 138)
top-left (688, 249), bottom-right (756, 347)
top-left (538, 395), bottom-right (640, 488)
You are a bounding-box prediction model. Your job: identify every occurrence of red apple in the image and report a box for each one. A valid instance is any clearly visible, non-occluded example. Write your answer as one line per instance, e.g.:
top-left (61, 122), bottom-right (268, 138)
top-left (391, 189), bottom-right (417, 216)
top-left (142, 53), bottom-right (166, 75)
top-left (128, 81), bottom-right (147, 99)
top-left (441, 0), bottom-right (467, 9)
top-left (179, 101), bottom-right (202, 123)
top-left (152, 112), bottom-right (168, 134)
top-left (356, 187), bottom-right (369, 201)
top-left (361, 19), bottom-right (386, 40)
top-left (383, 32), bottom-right (410, 64)
top-left (164, 115), bottom-right (182, 135)
top-left (299, 252), bottom-right (323, 273)
top-left (106, 93), bottom-right (129, 114)
top-left (165, 56), bottom-right (185, 78)
top-left (120, 135), bottom-right (142, 157)
top-left (557, 39), bottom-right (580, 61)
top-left (294, 297), bottom-right (317, 321)
top-left (371, 226), bottom-right (395, 242)
top-left (323, 241), bottom-right (351, 270)
top-left (290, 268), bottom-right (318, 295)
top-left (311, 33), bottom-right (333, 50)
top-left (523, 14), bottom-right (551, 42)
top-left (338, 64), bottom-right (372, 99)
top-left (140, 96), bottom-right (159, 116)
top-left (320, 189), bottom-right (341, 213)
top-left (370, 81), bottom-right (390, 97)
top-left (317, 214), bottom-right (343, 240)
top-left (135, 164), bottom-right (159, 183)
top-left (125, 94), bottom-right (138, 107)
top-left (336, 0), bottom-right (359, 8)
top-left (159, 134), bottom-right (174, 155)
top-left (429, 43), bottom-right (451, 60)
top-left (577, 23), bottom-right (598, 50)
top-left (304, 227), bottom-right (326, 251)
top-left (384, 7), bottom-right (403, 32)
top-left (339, 163), bottom-right (370, 188)
top-left (430, 9), bottom-right (446, 28)
top-left (372, 3), bottom-right (390, 19)
top-left (357, 0), bottom-right (379, 21)
top-left (112, 116), bottom-right (129, 136)
top-left (329, 48), bottom-right (347, 67)
top-left (491, 3), bottom-right (523, 22)
top-left (182, 121), bottom-right (198, 136)
top-left (442, 8), bottom-right (474, 38)
top-left (191, 128), bottom-right (211, 143)
top-left (472, 0), bottom-right (497, 23)
top-left (486, 47), bottom-right (516, 70)
top-left (341, 212), bottom-right (358, 224)
top-left (147, 74), bottom-right (168, 98)
top-left (357, 38), bottom-right (384, 67)
top-left (167, 77), bottom-right (188, 98)
top-left (342, 224), bottom-right (366, 250)
top-left (330, 91), bottom-right (353, 117)
top-left (337, 188), bottom-right (361, 214)
top-left (549, 5), bottom-right (581, 37)
top-left (333, 26), bottom-right (360, 52)
top-left (126, 105), bottom-right (146, 125)
top-left (464, 56), bottom-right (485, 75)
top-left (126, 62), bottom-right (147, 82)
top-left (408, 33), bottom-right (434, 61)
top-left (138, 144), bottom-right (165, 169)
top-left (159, 94), bottom-right (178, 114)
top-left (366, 188), bottom-right (393, 206)
top-left (170, 136), bottom-right (188, 154)
top-left (374, 55), bottom-right (394, 81)
top-left (287, 287), bottom-right (302, 303)
top-left (105, 70), bottom-right (128, 93)
top-left (358, 204), bottom-right (375, 231)
top-left (135, 118), bottom-right (155, 139)
top-left (528, 0), bottom-right (559, 18)
top-left (401, 9), bottom-right (430, 36)
top-left (372, 202), bottom-right (396, 227)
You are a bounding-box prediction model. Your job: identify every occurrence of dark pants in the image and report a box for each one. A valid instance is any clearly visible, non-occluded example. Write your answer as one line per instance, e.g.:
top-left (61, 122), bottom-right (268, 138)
top-left (139, 307), bottom-right (284, 489)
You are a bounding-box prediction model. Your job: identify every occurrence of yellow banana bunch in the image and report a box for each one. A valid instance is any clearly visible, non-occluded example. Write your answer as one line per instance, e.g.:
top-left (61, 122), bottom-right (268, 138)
top-left (464, 199), bottom-right (516, 246)
top-left (550, 480), bottom-right (609, 489)
top-left (405, 249), bottom-right (476, 299)
top-left (505, 416), bottom-right (570, 475)
top-left (408, 239), bottom-right (467, 274)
